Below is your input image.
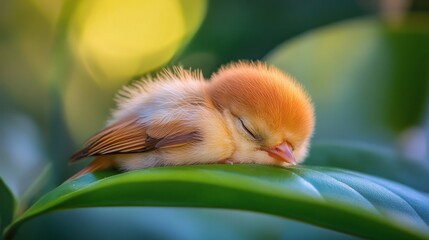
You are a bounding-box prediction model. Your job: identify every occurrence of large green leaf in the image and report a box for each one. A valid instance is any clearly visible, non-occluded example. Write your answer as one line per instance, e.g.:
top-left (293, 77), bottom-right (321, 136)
top-left (0, 178), bottom-right (16, 238)
top-left (4, 165), bottom-right (429, 240)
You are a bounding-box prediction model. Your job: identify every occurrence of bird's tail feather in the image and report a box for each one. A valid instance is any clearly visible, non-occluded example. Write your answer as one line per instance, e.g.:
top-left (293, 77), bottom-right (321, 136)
top-left (67, 156), bottom-right (115, 181)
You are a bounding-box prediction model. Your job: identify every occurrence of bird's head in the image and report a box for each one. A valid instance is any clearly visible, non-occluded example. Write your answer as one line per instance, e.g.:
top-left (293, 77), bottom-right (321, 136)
top-left (207, 61), bottom-right (315, 166)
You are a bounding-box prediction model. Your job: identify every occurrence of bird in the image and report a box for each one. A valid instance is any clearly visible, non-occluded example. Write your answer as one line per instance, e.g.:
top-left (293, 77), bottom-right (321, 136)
top-left (69, 61), bottom-right (315, 180)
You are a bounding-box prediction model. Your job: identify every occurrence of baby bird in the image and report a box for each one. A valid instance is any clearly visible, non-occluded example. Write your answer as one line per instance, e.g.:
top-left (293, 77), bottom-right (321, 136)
top-left (70, 61), bottom-right (315, 179)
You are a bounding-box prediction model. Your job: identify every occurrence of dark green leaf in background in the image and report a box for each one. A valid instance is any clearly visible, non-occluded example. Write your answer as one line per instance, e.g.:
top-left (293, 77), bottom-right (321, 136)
top-left (266, 16), bottom-right (429, 146)
top-left (0, 178), bottom-right (16, 239)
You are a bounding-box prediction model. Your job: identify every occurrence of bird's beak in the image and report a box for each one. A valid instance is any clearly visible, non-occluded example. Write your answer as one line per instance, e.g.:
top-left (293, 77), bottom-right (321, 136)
top-left (262, 142), bottom-right (296, 165)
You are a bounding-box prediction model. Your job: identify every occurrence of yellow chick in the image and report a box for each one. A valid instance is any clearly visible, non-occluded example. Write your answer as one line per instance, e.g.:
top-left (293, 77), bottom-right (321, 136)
top-left (69, 61), bottom-right (315, 179)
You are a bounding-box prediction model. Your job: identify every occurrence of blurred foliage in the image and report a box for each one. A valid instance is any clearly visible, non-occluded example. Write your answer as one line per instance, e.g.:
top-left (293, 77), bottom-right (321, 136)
top-left (0, 178), bottom-right (16, 236)
top-left (266, 17), bottom-right (429, 147)
top-left (1, 0), bottom-right (428, 239)
top-left (13, 208), bottom-right (357, 240)
top-left (175, 0), bottom-right (376, 74)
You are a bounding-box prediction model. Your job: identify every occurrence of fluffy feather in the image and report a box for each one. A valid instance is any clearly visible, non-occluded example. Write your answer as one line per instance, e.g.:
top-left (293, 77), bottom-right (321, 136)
top-left (207, 61), bottom-right (314, 162)
top-left (69, 61), bottom-right (315, 179)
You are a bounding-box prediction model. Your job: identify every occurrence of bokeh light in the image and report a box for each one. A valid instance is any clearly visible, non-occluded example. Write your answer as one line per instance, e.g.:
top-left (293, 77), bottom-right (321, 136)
top-left (70, 0), bottom-right (207, 85)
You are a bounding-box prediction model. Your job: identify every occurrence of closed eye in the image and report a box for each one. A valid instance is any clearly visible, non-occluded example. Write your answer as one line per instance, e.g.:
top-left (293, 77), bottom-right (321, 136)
top-left (239, 118), bottom-right (257, 139)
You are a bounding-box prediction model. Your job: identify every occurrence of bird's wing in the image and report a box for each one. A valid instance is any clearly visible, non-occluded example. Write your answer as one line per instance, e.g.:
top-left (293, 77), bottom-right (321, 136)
top-left (69, 114), bottom-right (201, 163)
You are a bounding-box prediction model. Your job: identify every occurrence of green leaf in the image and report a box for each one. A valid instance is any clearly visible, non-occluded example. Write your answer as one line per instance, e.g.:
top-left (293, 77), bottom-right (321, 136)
top-left (4, 165), bottom-right (429, 240)
top-left (307, 142), bottom-right (429, 192)
top-left (265, 16), bottom-right (429, 143)
top-left (0, 178), bottom-right (16, 237)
